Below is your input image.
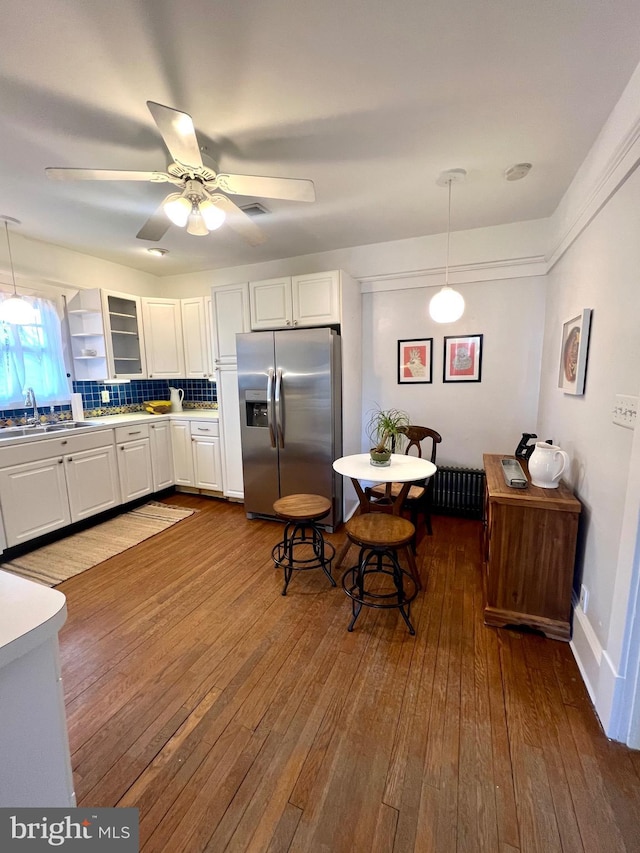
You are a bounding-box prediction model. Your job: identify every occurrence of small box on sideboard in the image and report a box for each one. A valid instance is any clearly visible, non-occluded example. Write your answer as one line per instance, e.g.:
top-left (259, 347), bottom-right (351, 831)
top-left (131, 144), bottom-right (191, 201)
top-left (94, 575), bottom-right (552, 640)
top-left (482, 453), bottom-right (582, 641)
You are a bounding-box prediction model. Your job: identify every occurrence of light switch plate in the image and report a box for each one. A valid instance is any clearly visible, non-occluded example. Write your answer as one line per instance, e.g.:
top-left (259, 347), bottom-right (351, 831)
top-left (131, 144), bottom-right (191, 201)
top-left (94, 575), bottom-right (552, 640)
top-left (101, 389), bottom-right (110, 403)
top-left (613, 394), bottom-right (638, 429)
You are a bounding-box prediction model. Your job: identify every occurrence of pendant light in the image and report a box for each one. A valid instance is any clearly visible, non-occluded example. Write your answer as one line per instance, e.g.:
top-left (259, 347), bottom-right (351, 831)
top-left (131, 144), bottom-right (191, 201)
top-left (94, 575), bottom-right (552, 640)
top-left (0, 216), bottom-right (34, 325)
top-left (429, 169), bottom-right (466, 324)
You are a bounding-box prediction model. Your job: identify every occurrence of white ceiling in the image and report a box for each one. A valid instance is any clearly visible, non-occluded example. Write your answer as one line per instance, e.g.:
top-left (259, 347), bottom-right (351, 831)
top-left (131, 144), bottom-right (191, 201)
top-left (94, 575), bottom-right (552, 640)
top-left (1, 0), bottom-right (640, 277)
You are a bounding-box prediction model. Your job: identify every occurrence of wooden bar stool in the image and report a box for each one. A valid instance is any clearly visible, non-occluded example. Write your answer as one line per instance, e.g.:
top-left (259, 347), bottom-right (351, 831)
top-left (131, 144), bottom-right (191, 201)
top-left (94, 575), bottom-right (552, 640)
top-left (341, 513), bottom-right (419, 634)
top-left (272, 494), bottom-right (336, 595)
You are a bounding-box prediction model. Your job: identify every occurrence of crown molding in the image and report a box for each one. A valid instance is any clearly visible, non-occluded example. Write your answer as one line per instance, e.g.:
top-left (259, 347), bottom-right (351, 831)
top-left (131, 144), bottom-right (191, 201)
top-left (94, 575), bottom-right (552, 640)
top-left (359, 254), bottom-right (547, 292)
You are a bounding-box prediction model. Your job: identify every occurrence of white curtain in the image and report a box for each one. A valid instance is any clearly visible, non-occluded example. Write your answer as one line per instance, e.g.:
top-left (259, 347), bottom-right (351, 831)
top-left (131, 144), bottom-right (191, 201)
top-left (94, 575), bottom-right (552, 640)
top-left (0, 293), bottom-right (70, 408)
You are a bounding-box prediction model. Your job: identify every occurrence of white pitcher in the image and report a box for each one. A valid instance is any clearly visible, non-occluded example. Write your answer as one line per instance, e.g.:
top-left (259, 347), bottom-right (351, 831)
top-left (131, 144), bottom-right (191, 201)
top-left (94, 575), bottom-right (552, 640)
top-left (528, 442), bottom-right (569, 489)
top-left (169, 386), bottom-right (184, 412)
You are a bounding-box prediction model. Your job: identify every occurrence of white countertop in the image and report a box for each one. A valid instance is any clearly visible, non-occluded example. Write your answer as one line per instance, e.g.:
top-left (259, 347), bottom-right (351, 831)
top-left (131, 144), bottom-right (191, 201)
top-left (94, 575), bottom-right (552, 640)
top-left (0, 571), bottom-right (67, 669)
top-left (85, 409), bottom-right (219, 427)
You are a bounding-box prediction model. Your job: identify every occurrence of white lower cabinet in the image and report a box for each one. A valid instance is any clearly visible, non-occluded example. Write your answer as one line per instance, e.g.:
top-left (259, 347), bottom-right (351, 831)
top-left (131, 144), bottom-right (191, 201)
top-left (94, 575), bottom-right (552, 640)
top-left (149, 420), bottom-right (174, 491)
top-left (0, 430), bottom-right (119, 549)
top-left (171, 421), bottom-right (195, 487)
top-left (115, 424), bottom-right (153, 504)
top-left (191, 422), bottom-right (222, 491)
top-left (0, 457), bottom-right (71, 547)
top-left (65, 445), bottom-right (120, 521)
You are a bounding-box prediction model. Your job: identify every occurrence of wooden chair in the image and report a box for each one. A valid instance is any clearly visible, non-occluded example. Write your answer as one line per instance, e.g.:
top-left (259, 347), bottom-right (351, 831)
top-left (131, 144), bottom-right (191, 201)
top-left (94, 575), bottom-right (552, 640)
top-left (365, 425), bottom-right (442, 546)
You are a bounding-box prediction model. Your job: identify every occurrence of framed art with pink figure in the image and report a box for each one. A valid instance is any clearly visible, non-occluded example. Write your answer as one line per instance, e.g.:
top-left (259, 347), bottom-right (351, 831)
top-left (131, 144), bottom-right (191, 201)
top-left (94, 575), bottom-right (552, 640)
top-left (398, 338), bottom-right (433, 384)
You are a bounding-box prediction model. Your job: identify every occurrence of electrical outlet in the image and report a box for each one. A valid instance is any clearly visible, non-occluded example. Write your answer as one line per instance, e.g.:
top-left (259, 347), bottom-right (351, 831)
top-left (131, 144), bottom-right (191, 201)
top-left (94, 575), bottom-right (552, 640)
top-left (612, 394), bottom-right (638, 429)
top-left (101, 389), bottom-right (110, 403)
top-left (579, 584), bottom-right (589, 614)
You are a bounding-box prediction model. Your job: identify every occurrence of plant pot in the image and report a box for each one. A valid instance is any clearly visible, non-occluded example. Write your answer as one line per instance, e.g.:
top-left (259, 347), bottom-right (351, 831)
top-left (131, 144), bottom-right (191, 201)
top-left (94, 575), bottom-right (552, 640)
top-left (370, 447), bottom-right (392, 467)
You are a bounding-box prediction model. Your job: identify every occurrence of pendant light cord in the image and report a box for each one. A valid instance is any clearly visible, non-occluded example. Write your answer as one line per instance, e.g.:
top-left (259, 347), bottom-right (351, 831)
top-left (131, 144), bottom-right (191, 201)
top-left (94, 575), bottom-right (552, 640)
top-left (4, 220), bottom-right (18, 294)
top-left (445, 178), bottom-right (452, 287)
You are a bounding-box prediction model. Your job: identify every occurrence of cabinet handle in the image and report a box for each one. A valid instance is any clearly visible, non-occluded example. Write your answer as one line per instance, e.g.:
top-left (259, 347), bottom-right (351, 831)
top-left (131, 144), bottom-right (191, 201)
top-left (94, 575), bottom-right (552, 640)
top-left (68, 457), bottom-right (73, 462)
top-left (120, 445), bottom-right (125, 450)
top-left (58, 458), bottom-right (63, 464)
top-left (128, 430), bottom-right (142, 436)
top-left (286, 320), bottom-right (291, 326)
top-left (61, 440), bottom-right (68, 446)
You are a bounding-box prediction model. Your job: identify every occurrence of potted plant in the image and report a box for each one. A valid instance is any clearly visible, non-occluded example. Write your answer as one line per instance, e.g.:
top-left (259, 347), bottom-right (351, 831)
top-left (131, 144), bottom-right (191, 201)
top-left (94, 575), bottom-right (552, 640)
top-left (366, 406), bottom-right (410, 466)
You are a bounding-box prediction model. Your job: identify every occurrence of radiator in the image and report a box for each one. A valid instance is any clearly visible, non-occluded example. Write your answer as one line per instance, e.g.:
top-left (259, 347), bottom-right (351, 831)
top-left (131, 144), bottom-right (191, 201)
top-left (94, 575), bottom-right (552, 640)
top-left (430, 466), bottom-right (485, 519)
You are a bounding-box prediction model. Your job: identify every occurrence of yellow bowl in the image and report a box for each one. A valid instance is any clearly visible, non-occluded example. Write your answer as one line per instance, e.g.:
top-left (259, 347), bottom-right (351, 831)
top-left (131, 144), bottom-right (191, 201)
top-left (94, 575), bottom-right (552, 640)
top-left (144, 400), bottom-right (171, 414)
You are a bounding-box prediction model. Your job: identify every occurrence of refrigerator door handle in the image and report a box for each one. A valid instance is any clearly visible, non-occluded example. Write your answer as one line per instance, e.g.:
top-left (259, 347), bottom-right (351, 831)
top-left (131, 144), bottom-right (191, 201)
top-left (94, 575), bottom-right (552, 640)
top-left (266, 367), bottom-right (276, 448)
top-left (275, 367), bottom-right (284, 448)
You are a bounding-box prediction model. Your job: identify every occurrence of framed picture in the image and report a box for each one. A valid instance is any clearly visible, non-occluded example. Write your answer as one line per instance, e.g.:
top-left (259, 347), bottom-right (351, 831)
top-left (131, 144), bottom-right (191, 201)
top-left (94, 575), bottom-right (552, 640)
top-left (397, 338), bottom-right (433, 384)
top-left (558, 309), bottom-right (592, 395)
top-left (443, 334), bottom-right (483, 383)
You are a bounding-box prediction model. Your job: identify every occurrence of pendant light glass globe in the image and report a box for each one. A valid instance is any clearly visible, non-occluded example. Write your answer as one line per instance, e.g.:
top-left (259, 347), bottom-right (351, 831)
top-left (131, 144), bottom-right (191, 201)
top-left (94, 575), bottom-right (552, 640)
top-left (1, 216), bottom-right (34, 325)
top-left (199, 199), bottom-right (226, 231)
top-left (163, 194), bottom-right (191, 227)
top-left (429, 285), bottom-right (465, 323)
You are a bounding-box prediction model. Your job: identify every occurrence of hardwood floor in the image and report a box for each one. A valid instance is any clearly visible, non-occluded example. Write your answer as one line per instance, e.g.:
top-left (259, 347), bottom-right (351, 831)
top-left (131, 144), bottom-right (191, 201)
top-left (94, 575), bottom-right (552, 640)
top-left (56, 495), bottom-right (640, 852)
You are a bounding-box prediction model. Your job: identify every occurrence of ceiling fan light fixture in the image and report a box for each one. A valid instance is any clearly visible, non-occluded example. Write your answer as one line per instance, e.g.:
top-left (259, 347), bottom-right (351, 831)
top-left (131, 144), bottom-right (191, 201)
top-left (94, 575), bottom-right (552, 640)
top-left (186, 210), bottom-right (209, 236)
top-left (429, 169), bottom-right (466, 324)
top-left (163, 193), bottom-right (191, 227)
top-left (198, 198), bottom-right (226, 231)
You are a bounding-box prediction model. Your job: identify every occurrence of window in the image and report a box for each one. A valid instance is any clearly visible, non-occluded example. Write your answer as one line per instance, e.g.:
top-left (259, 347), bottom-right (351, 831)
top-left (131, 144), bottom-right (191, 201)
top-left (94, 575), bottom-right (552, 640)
top-left (0, 293), bottom-right (70, 408)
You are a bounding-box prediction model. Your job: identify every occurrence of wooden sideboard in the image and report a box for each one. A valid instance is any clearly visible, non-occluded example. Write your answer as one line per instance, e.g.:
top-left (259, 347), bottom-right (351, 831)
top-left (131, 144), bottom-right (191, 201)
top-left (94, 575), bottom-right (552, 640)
top-left (482, 453), bottom-right (581, 641)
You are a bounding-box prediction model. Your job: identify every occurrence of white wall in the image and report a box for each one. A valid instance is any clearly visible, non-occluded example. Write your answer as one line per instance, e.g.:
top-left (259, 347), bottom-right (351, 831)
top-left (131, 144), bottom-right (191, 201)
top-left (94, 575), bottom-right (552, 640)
top-left (537, 165), bottom-right (640, 727)
top-left (362, 275), bottom-right (546, 467)
top-left (0, 233), bottom-right (159, 298)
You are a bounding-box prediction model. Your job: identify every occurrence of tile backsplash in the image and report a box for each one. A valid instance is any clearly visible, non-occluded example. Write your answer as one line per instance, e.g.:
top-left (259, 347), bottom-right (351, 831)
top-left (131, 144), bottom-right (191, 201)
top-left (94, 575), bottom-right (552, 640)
top-left (0, 379), bottom-right (217, 426)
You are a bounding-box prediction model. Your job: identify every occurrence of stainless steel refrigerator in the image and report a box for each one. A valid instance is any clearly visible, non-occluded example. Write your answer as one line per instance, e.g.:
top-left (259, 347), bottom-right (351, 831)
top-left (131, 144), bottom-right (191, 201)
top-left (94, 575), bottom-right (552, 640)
top-left (237, 327), bottom-right (342, 530)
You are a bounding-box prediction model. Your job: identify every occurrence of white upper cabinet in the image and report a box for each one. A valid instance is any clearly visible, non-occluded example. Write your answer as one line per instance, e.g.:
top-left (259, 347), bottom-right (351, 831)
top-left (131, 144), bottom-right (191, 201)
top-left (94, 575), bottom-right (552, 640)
top-left (249, 277), bottom-right (292, 329)
top-left (181, 297), bottom-right (213, 379)
top-left (101, 290), bottom-right (147, 380)
top-left (141, 297), bottom-right (185, 379)
top-left (249, 272), bottom-right (341, 330)
top-left (211, 282), bottom-right (251, 364)
top-left (292, 271), bottom-right (341, 326)
top-left (67, 289), bottom-right (109, 382)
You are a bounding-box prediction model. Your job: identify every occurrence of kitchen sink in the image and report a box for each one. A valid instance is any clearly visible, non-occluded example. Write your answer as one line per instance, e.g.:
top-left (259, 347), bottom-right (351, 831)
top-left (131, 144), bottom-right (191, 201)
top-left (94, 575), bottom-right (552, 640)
top-left (0, 422), bottom-right (95, 438)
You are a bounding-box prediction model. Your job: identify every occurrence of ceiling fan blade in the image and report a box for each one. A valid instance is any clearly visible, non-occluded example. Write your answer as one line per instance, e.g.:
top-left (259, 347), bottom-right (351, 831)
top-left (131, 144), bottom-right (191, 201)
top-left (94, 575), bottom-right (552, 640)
top-left (210, 194), bottom-right (266, 246)
top-left (147, 101), bottom-right (203, 169)
top-left (215, 173), bottom-right (315, 202)
top-left (136, 203), bottom-right (171, 241)
top-left (46, 168), bottom-right (169, 182)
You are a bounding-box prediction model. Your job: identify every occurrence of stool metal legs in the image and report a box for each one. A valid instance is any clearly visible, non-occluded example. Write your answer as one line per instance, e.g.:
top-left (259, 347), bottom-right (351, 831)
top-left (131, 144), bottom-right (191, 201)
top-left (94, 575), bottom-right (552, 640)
top-left (272, 520), bottom-right (336, 595)
top-left (342, 546), bottom-right (417, 634)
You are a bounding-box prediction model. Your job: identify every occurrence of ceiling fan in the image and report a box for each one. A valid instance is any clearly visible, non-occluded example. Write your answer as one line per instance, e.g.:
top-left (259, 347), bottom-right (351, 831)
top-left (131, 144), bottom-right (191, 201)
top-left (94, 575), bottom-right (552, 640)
top-left (45, 101), bottom-right (316, 245)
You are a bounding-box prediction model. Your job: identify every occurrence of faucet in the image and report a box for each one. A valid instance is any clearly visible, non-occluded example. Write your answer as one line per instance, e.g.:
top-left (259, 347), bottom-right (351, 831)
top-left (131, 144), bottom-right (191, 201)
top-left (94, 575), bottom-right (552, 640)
top-left (24, 387), bottom-right (39, 425)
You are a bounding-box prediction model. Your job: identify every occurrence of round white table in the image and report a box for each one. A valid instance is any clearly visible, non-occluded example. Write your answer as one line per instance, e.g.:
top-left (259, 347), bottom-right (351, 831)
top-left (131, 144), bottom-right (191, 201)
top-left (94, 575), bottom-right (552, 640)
top-left (332, 453), bottom-right (437, 583)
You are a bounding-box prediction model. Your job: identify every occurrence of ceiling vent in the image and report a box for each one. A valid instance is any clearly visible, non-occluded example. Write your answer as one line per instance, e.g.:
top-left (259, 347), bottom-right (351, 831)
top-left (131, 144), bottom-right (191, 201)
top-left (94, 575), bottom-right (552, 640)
top-left (239, 202), bottom-right (270, 216)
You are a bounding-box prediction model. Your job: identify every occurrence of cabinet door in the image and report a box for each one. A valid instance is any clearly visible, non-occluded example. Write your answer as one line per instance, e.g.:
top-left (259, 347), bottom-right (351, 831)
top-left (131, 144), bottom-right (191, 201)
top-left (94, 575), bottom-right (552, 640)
top-left (101, 290), bottom-right (147, 380)
top-left (65, 444), bottom-right (120, 522)
top-left (249, 277), bottom-right (292, 330)
top-left (171, 421), bottom-right (195, 486)
top-left (181, 297), bottom-right (210, 379)
top-left (211, 283), bottom-right (251, 363)
top-left (149, 421), bottom-right (174, 491)
top-left (141, 297), bottom-right (185, 379)
top-left (192, 436), bottom-right (222, 491)
top-left (0, 457), bottom-right (70, 547)
top-left (116, 439), bottom-right (153, 504)
top-left (292, 271), bottom-right (340, 326)
top-left (218, 366), bottom-right (244, 499)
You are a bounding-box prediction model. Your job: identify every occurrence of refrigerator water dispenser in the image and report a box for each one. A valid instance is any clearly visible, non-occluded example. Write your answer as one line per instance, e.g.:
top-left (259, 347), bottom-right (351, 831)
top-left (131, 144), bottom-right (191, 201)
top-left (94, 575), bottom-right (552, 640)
top-left (245, 391), bottom-right (268, 428)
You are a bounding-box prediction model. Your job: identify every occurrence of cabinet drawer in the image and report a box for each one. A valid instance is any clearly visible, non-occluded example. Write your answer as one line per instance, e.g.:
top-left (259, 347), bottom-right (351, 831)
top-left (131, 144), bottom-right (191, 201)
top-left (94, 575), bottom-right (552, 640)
top-left (0, 430), bottom-right (114, 468)
top-left (115, 423), bottom-right (150, 443)
top-left (189, 420), bottom-right (219, 438)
